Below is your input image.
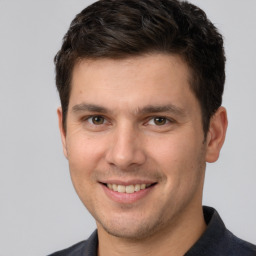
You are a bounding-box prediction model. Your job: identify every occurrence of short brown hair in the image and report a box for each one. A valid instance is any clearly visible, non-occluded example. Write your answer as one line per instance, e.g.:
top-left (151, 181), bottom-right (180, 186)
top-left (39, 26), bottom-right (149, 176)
top-left (54, 0), bottom-right (225, 135)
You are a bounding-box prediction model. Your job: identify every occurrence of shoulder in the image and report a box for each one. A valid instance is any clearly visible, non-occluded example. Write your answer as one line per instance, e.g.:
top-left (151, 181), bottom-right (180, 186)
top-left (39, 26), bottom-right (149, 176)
top-left (186, 207), bottom-right (256, 256)
top-left (224, 230), bottom-right (256, 256)
top-left (48, 240), bottom-right (87, 256)
top-left (47, 231), bottom-right (98, 256)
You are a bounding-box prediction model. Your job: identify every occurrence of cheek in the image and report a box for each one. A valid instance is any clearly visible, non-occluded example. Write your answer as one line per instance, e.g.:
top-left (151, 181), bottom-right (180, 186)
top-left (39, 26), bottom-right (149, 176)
top-left (149, 134), bottom-right (204, 184)
top-left (67, 133), bottom-right (104, 162)
top-left (152, 137), bottom-right (205, 210)
top-left (149, 134), bottom-right (197, 166)
top-left (65, 135), bottom-right (106, 208)
top-left (66, 134), bottom-right (106, 185)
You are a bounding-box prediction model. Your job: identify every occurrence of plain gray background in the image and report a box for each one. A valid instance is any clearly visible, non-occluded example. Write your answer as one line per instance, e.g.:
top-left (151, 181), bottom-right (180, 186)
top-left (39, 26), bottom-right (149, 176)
top-left (0, 0), bottom-right (255, 255)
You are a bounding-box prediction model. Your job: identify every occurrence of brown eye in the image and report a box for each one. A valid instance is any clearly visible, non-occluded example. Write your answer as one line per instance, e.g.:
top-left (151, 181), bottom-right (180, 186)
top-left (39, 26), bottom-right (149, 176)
top-left (90, 116), bottom-right (105, 125)
top-left (153, 117), bottom-right (167, 125)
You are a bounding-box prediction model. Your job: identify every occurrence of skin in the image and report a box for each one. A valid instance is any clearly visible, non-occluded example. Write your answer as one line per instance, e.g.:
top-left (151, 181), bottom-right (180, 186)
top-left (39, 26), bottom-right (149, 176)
top-left (58, 54), bottom-right (228, 256)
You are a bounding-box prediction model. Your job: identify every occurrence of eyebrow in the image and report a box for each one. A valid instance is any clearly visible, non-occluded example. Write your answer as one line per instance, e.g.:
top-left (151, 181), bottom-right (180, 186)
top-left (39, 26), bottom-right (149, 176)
top-left (137, 104), bottom-right (186, 117)
top-left (71, 103), bottom-right (186, 117)
top-left (72, 103), bottom-right (109, 114)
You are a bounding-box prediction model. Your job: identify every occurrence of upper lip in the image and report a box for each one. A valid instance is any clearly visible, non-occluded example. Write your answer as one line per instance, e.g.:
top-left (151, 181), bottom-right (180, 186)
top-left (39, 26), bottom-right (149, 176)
top-left (99, 179), bottom-right (157, 186)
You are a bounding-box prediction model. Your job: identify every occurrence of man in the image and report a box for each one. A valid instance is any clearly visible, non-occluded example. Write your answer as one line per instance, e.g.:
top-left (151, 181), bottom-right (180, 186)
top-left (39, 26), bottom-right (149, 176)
top-left (49, 0), bottom-right (256, 255)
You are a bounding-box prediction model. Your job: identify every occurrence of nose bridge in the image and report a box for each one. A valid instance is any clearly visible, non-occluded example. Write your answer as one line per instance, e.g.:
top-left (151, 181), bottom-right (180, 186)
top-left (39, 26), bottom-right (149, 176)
top-left (106, 121), bottom-right (146, 169)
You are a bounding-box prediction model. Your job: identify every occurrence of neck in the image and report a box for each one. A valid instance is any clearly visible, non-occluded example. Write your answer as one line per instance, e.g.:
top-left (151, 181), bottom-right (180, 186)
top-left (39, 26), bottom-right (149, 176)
top-left (97, 205), bottom-right (206, 256)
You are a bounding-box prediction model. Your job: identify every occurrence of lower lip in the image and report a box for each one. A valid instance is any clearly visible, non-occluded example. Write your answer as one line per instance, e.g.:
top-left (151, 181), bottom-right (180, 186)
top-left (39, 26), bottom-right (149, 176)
top-left (101, 184), bottom-right (155, 204)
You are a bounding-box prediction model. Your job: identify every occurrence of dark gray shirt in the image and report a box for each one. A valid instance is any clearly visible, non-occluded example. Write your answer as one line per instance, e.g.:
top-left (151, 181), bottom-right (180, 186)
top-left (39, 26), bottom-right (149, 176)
top-left (49, 206), bottom-right (256, 256)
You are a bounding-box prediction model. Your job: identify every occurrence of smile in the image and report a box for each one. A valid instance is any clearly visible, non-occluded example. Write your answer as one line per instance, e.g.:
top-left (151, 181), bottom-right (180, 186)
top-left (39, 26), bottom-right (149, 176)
top-left (101, 182), bottom-right (157, 203)
top-left (106, 183), bottom-right (153, 193)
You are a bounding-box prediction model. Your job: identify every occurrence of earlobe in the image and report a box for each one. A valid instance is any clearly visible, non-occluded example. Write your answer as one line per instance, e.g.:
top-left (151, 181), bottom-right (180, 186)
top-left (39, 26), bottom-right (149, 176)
top-left (205, 107), bottom-right (228, 163)
top-left (57, 107), bottom-right (68, 159)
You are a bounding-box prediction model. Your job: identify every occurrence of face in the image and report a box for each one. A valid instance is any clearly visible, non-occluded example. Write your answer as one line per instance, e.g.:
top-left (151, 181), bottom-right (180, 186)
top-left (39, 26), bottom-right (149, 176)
top-left (59, 54), bottom-right (211, 240)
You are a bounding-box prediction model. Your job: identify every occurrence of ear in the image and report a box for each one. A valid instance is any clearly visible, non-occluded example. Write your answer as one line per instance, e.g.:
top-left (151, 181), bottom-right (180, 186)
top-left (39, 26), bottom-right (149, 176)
top-left (57, 107), bottom-right (68, 158)
top-left (205, 106), bottom-right (228, 163)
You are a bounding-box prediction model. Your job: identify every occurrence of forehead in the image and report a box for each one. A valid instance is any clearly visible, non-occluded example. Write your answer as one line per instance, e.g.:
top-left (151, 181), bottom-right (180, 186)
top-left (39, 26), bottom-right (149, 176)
top-left (69, 54), bottom-right (198, 114)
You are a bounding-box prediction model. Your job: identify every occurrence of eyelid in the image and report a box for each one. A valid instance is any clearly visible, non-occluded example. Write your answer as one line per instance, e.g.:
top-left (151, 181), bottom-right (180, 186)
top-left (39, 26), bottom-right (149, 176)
top-left (80, 114), bottom-right (175, 127)
top-left (90, 115), bottom-right (105, 123)
top-left (146, 116), bottom-right (175, 125)
top-left (82, 115), bottom-right (108, 124)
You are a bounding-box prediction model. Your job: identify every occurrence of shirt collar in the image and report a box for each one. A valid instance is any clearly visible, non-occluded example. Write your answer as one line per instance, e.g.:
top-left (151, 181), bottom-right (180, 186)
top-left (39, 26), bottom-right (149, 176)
top-left (185, 206), bottom-right (227, 255)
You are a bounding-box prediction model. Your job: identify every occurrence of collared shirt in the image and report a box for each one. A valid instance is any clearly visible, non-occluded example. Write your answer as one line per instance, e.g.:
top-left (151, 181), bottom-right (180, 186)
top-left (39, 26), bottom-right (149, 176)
top-left (48, 206), bottom-right (256, 256)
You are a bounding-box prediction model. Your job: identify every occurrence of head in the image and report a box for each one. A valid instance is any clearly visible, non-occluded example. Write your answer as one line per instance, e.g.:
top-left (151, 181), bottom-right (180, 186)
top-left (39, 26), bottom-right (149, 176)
top-left (55, 0), bottom-right (226, 137)
top-left (54, 0), bottom-right (228, 243)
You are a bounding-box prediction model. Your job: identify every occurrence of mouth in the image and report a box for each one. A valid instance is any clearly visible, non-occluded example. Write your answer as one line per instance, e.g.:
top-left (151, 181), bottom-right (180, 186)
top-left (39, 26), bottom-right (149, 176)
top-left (102, 183), bottom-right (156, 194)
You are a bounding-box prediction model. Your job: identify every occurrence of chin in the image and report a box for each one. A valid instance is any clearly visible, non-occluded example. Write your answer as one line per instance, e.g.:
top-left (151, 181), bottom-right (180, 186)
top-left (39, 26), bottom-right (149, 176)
top-left (97, 215), bottom-right (165, 240)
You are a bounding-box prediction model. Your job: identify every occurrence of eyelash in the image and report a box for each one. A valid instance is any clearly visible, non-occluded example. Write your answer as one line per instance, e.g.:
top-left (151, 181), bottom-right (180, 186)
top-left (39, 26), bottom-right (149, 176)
top-left (82, 115), bottom-right (174, 127)
top-left (83, 115), bottom-right (108, 125)
top-left (146, 116), bottom-right (174, 126)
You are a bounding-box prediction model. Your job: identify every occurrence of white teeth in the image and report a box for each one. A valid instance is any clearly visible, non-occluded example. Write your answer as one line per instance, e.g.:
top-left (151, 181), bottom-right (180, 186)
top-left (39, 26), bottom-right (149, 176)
top-left (107, 183), bottom-right (151, 193)
top-left (134, 184), bottom-right (141, 192)
top-left (126, 185), bottom-right (135, 193)
top-left (140, 184), bottom-right (146, 190)
top-left (117, 185), bottom-right (126, 193)
top-left (112, 184), bottom-right (118, 191)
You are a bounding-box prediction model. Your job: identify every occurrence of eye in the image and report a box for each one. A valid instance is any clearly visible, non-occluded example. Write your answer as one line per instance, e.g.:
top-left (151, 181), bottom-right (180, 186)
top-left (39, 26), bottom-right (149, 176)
top-left (148, 117), bottom-right (168, 126)
top-left (88, 115), bottom-right (106, 125)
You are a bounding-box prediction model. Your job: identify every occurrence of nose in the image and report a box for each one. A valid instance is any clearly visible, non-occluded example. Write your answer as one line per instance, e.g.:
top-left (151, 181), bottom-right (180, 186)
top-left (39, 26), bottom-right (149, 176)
top-left (105, 123), bottom-right (146, 170)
